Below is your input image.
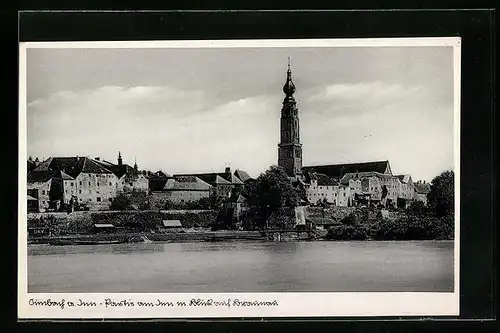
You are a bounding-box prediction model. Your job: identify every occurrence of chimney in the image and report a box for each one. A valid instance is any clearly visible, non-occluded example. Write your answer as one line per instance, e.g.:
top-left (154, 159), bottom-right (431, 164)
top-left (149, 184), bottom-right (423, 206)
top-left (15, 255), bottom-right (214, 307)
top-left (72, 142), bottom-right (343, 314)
top-left (225, 167), bottom-right (231, 174)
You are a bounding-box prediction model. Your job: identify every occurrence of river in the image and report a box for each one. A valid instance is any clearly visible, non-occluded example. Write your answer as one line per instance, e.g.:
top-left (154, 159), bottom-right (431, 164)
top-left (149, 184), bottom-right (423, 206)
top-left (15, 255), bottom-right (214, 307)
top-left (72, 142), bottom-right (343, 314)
top-left (27, 240), bottom-right (454, 293)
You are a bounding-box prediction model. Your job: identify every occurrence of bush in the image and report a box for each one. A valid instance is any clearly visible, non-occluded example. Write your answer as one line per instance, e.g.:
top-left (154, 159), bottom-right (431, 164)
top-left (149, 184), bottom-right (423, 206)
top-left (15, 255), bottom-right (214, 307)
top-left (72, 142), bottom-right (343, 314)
top-left (110, 193), bottom-right (132, 211)
top-left (325, 224), bottom-right (367, 240)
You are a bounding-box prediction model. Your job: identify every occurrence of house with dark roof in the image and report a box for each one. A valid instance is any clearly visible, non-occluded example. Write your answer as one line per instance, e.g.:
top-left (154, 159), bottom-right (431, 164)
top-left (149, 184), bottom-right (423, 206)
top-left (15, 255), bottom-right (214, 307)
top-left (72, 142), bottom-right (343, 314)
top-left (413, 181), bottom-right (431, 206)
top-left (302, 171), bottom-right (351, 206)
top-left (32, 156), bottom-right (119, 211)
top-left (149, 175), bottom-right (212, 208)
top-left (223, 193), bottom-right (249, 223)
top-left (146, 170), bottom-right (172, 191)
top-left (338, 170), bottom-right (409, 208)
top-left (303, 160), bottom-right (393, 180)
top-left (234, 169), bottom-right (253, 183)
top-left (27, 170), bottom-right (55, 212)
top-left (96, 153), bottom-right (149, 194)
top-left (174, 167), bottom-right (245, 198)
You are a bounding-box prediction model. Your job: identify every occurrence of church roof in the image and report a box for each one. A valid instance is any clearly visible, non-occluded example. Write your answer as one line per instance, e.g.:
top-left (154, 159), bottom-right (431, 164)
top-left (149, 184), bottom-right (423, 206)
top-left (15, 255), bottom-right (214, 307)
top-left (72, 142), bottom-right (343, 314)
top-left (303, 160), bottom-right (391, 179)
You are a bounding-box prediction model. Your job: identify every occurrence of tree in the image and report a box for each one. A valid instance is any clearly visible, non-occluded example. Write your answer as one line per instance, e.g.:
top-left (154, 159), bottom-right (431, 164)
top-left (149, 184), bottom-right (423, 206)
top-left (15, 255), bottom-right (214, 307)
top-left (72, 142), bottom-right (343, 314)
top-left (243, 165), bottom-right (300, 229)
top-left (110, 193), bottom-right (132, 211)
top-left (428, 170), bottom-right (454, 217)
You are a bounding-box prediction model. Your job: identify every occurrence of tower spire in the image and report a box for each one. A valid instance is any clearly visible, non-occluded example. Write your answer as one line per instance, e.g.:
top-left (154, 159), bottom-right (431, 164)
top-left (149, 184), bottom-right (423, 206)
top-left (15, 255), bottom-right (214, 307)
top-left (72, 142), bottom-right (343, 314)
top-left (118, 151), bottom-right (123, 166)
top-left (278, 57), bottom-right (302, 178)
top-left (283, 57), bottom-right (296, 99)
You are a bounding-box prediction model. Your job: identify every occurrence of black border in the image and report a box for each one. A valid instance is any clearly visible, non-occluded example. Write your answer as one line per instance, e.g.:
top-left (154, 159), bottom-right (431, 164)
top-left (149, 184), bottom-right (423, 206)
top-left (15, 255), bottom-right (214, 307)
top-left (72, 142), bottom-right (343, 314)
top-left (11, 7), bottom-right (496, 330)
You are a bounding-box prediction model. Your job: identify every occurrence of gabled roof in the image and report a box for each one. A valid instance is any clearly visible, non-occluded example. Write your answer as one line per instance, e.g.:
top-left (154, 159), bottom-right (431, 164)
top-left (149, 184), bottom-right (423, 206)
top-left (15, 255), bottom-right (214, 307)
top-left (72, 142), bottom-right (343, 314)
top-left (174, 171), bottom-right (243, 186)
top-left (81, 158), bottom-right (114, 174)
top-left (164, 176), bottom-right (212, 191)
top-left (28, 170), bottom-right (55, 184)
top-left (27, 194), bottom-right (37, 201)
top-left (227, 194), bottom-right (247, 203)
top-left (234, 169), bottom-right (253, 182)
top-left (395, 174), bottom-right (412, 184)
top-left (340, 171), bottom-right (396, 185)
top-left (305, 172), bottom-right (338, 186)
top-left (303, 160), bottom-right (391, 179)
top-left (59, 171), bottom-right (75, 180)
top-left (414, 182), bottom-right (431, 194)
top-left (33, 156), bottom-right (113, 178)
top-left (152, 170), bottom-right (171, 179)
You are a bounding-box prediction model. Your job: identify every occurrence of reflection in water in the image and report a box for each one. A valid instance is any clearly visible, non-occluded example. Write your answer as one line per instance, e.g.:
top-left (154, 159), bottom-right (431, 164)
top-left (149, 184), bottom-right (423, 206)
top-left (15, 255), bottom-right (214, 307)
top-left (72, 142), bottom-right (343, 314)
top-left (28, 240), bottom-right (454, 293)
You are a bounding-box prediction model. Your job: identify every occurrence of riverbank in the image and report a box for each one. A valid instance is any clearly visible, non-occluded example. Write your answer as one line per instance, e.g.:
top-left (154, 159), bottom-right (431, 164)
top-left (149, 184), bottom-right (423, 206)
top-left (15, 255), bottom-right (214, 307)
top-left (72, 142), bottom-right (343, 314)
top-left (26, 207), bottom-right (454, 244)
top-left (28, 230), bottom-right (285, 245)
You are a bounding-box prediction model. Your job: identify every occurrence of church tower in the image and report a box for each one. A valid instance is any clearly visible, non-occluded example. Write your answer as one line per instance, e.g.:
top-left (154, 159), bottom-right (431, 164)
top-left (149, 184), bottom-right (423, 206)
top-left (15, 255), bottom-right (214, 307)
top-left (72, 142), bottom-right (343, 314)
top-left (278, 58), bottom-right (303, 178)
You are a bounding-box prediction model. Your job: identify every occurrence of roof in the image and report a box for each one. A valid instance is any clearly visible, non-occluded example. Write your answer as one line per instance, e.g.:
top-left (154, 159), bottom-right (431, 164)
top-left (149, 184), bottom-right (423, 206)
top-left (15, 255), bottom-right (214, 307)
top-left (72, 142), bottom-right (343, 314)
top-left (227, 194), bottom-right (247, 203)
top-left (150, 170), bottom-right (172, 179)
top-left (60, 171), bottom-right (75, 180)
top-left (414, 182), bottom-right (431, 194)
top-left (234, 169), bottom-right (253, 182)
top-left (28, 170), bottom-right (55, 184)
top-left (164, 176), bottom-right (212, 191)
top-left (306, 172), bottom-right (338, 186)
top-left (174, 171), bottom-right (244, 186)
top-left (340, 171), bottom-right (396, 185)
top-left (34, 156), bottom-right (114, 178)
top-left (395, 174), bottom-right (412, 184)
top-left (94, 224), bottom-right (114, 228)
top-left (303, 160), bottom-right (391, 179)
top-left (27, 194), bottom-right (37, 201)
top-left (162, 220), bottom-right (182, 227)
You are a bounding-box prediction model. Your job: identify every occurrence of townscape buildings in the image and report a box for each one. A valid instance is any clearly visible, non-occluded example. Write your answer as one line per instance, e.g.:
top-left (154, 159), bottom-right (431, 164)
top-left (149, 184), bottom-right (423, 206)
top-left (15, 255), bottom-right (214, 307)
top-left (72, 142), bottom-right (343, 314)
top-left (276, 59), bottom-right (431, 209)
top-left (27, 60), bottom-right (432, 213)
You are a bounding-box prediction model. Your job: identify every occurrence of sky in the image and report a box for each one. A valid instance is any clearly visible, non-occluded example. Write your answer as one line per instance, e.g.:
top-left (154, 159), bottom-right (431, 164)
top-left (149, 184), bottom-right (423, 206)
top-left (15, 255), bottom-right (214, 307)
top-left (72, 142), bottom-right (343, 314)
top-left (25, 44), bottom-right (456, 181)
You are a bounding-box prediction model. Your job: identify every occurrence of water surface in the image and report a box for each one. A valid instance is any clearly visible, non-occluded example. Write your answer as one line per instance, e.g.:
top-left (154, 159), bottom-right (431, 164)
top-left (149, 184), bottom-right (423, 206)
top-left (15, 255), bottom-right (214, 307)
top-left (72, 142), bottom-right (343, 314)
top-left (28, 240), bottom-right (454, 293)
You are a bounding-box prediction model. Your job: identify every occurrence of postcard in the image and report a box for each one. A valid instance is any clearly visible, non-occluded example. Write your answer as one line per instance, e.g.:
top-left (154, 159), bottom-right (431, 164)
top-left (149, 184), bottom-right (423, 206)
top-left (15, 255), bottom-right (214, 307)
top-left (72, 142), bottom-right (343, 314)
top-left (19, 37), bottom-right (461, 319)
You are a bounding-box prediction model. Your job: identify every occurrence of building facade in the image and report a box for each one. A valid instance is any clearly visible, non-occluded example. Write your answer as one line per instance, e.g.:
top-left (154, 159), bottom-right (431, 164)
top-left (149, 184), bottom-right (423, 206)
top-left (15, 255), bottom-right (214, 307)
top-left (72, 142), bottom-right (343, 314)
top-left (150, 175), bottom-right (212, 207)
top-left (174, 167), bottom-right (246, 199)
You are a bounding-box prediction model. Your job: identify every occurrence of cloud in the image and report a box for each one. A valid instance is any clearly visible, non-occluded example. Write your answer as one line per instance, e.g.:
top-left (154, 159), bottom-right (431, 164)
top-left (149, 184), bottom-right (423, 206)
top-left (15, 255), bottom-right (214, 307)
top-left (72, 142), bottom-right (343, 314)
top-left (27, 85), bottom-right (283, 177)
top-left (27, 79), bottom-right (454, 181)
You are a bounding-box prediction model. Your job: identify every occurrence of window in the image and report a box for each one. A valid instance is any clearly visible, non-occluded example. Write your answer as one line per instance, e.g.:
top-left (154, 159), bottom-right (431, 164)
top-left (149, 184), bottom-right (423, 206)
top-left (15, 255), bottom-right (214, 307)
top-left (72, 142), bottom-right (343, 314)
top-left (79, 190), bottom-right (82, 194)
top-left (109, 182), bottom-right (112, 186)
top-left (80, 181), bottom-right (82, 186)
top-left (65, 190), bottom-right (68, 194)
top-left (97, 182), bottom-right (100, 187)
top-left (89, 182), bottom-right (91, 186)
top-left (108, 198), bottom-right (112, 202)
top-left (97, 197), bottom-right (101, 202)
top-left (71, 182), bottom-right (74, 186)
